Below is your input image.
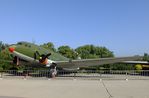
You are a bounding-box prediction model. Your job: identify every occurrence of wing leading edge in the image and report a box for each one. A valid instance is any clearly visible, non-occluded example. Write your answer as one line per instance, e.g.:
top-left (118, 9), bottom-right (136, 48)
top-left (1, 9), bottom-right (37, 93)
top-left (55, 56), bottom-right (143, 68)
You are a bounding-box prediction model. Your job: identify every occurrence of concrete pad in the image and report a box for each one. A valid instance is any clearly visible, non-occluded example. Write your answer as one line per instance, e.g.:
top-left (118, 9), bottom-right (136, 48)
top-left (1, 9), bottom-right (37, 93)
top-left (0, 79), bottom-right (107, 98)
top-left (0, 79), bottom-right (149, 98)
top-left (103, 80), bottom-right (149, 98)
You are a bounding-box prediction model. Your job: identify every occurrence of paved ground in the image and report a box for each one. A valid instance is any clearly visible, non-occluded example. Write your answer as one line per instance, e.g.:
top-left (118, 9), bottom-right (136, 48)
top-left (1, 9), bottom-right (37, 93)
top-left (0, 79), bottom-right (149, 98)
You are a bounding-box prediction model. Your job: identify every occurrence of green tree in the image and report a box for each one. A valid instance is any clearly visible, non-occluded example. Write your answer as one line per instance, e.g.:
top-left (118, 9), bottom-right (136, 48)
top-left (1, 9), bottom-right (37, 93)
top-left (0, 41), bottom-right (13, 70)
top-left (96, 46), bottom-right (114, 58)
top-left (40, 42), bottom-right (56, 52)
top-left (143, 53), bottom-right (149, 62)
top-left (0, 41), bottom-right (11, 60)
top-left (75, 45), bottom-right (98, 59)
top-left (58, 46), bottom-right (77, 59)
top-left (135, 64), bottom-right (142, 70)
top-left (75, 45), bottom-right (114, 59)
top-left (110, 63), bottom-right (135, 70)
top-left (0, 41), bottom-right (6, 52)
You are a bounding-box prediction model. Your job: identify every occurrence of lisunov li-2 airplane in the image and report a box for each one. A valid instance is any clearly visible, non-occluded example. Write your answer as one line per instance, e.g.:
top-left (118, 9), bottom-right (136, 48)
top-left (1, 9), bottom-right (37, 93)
top-left (8, 46), bottom-right (143, 77)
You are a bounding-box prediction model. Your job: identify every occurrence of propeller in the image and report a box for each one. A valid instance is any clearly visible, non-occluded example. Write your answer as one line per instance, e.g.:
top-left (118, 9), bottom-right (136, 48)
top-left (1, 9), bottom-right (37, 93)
top-left (34, 51), bottom-right (51, 63)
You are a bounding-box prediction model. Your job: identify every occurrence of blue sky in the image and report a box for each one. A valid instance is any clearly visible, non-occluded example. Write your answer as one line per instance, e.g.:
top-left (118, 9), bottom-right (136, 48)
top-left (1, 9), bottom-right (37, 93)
top-left (0, 0), bottom-right (148, 56)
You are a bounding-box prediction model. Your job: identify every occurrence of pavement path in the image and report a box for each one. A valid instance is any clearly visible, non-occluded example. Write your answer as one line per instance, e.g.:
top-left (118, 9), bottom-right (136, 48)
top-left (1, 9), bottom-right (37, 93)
top-left (0, 79), bottom-right (149, 98)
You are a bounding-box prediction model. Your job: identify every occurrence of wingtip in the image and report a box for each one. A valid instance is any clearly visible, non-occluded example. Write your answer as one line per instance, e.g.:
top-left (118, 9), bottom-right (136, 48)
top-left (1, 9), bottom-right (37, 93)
top-left (9, 47), bottom-right (15, 53)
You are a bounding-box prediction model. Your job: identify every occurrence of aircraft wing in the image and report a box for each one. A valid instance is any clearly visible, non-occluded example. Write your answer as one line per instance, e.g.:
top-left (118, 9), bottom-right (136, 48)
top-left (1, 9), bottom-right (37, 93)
top-left (122, 61), bottom-right (149, 64)
top-left (55, 56), bottom-right (143, 68)
top-left (11, 50), bottom-right (39, 63)
top-left (9, 47), bottom-right (143, 68)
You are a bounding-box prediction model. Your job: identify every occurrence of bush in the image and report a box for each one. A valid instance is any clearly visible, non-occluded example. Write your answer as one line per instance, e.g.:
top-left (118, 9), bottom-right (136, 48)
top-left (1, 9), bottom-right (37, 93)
top-left (135, 64), bottom-right (142, 70)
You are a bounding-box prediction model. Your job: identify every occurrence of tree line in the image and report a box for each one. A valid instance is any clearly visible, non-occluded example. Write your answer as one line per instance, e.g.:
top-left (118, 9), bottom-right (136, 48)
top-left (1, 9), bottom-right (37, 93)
top-left (40, 42), bottom-right (114, 59)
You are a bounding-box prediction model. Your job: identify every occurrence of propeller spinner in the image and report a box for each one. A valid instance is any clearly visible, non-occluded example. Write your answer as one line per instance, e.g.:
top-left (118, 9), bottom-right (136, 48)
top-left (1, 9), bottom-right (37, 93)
top-left (34, 51), bottom-right (51, 64)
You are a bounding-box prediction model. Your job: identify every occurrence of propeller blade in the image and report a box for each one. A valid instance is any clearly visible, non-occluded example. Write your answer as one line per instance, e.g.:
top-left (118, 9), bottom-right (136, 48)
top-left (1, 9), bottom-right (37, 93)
top-left (45, 53), bottom-right (51, 58)
top-left (35, 51), bottom-right (41, 56)
top-left (34, 52), bottom-right (37, 60)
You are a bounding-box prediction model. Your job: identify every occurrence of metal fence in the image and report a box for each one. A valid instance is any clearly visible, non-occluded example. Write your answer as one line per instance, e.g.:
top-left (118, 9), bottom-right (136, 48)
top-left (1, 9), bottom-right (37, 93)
top-left (0, 70), bottom-right (149, 80)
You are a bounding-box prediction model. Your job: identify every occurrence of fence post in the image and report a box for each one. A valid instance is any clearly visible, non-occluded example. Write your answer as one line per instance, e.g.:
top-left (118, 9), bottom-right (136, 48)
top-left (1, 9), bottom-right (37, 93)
top-left (0, 71), bottom-right (3, 79)
top-left (126, 70), bottom-right (128, 81)
top-left (23, 70), bottom-right (28, 80)
top-left (48, 70), bottom-right (51, 80)
top-left (100, 71), bottom-right (102, 81)
top-left (73, 71), bottom-right (76, 80)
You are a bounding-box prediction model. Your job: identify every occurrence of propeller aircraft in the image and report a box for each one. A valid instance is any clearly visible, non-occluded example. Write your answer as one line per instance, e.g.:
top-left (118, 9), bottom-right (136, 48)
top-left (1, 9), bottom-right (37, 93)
top-left (8, 44), bottom-right (143, 77)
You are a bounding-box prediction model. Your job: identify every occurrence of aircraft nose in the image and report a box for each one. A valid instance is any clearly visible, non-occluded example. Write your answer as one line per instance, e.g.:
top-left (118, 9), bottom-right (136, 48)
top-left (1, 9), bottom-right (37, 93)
top-left (9, 47), bottom-right (15, 53)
